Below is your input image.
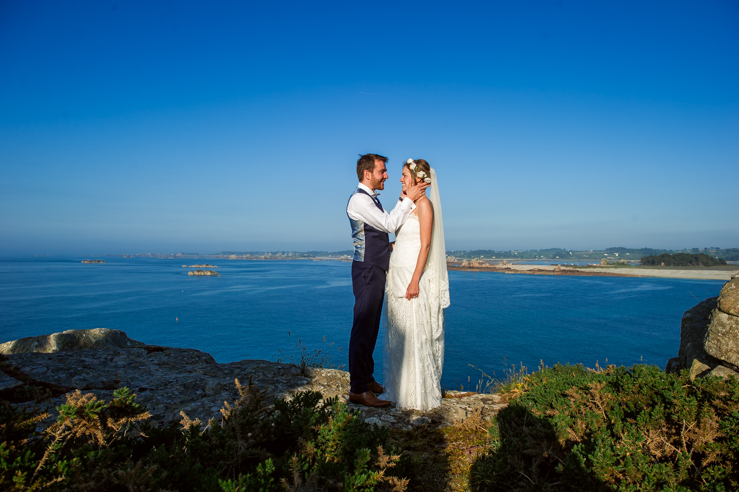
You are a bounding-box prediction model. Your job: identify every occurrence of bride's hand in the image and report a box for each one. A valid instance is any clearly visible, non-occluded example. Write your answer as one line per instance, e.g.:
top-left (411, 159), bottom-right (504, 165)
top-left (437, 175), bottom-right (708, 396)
top-left (405, 280), bottom-right (419, 300)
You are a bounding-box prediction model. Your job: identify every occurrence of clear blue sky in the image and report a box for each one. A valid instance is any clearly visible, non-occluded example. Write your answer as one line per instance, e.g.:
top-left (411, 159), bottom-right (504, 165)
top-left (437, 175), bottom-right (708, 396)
top-left (1, 0), bottom-right (737, 255)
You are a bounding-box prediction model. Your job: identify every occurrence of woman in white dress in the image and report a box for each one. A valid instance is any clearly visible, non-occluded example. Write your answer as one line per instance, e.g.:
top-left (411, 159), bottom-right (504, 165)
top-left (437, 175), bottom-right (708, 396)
top-left (383, 158), bottom-right (450, 411)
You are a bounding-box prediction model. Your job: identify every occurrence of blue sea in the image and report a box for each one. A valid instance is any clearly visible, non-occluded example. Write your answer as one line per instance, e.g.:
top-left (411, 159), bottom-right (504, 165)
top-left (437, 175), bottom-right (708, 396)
top-left (0, 258), bottom-right (726, 389)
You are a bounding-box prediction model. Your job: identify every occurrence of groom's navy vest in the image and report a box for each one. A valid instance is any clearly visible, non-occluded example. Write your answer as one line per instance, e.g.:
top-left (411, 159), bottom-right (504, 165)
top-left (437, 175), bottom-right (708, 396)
top-left (349, 188), bottom-right (391, 272)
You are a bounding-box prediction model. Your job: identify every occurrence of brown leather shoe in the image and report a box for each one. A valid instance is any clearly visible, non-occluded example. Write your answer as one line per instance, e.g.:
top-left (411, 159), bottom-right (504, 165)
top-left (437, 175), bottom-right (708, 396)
top-left (349, 391), bottom-right (391, 408)
top-left (367, 381), bottom-right (386, 395)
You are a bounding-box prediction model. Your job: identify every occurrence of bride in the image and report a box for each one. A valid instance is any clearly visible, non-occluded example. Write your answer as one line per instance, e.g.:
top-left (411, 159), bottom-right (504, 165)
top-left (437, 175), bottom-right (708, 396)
top-left (382, 158), bottom-right (450, 411)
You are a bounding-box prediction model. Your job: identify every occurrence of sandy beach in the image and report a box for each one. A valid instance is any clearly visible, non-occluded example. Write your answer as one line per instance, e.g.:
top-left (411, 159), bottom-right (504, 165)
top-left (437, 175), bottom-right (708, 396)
top-left (448, 264), bottom-right (738, 281)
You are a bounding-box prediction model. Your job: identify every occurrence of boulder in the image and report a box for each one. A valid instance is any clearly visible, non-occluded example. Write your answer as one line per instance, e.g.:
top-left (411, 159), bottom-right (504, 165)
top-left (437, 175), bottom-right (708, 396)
top-left (675, 297), bottom-right (718, 370)
top-left (689, 359), bottom-right (712, 380)
top-left (667, 282), bottom-right (739, 380)
top-left (709, 365), bottom-right (739, 379)
top-left (0, 328), bottom-right (146, 355)
top-left (665, 357), bottom-right (680, 373)
top-left (705, 310), bottom-right (739, 367)
top-left (717, 275), bottom-right (739, 316)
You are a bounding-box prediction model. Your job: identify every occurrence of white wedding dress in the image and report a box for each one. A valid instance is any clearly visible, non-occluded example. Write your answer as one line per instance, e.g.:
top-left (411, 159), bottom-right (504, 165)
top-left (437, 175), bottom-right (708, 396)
top-left (383, 202), bottom-right (449, 411)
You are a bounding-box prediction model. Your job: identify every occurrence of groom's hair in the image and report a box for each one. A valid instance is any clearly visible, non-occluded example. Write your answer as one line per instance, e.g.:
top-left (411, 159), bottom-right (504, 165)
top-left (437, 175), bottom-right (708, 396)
top-left (356, 153), bottom-right (387, 181)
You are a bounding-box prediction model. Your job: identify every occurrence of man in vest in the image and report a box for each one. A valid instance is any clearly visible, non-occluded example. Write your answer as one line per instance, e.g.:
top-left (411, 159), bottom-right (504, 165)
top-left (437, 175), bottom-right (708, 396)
top-left (346, 153), bottom-right (429, 407)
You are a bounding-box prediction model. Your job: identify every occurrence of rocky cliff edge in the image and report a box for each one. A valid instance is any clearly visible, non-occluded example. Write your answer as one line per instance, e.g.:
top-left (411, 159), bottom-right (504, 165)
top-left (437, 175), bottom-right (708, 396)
top-left (0, 328), bottom-right (505, 430)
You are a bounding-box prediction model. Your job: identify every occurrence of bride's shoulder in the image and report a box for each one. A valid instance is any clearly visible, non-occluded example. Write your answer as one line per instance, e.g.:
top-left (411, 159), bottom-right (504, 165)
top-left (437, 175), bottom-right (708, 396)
top-left (415, 196), bottom-right (433, 217)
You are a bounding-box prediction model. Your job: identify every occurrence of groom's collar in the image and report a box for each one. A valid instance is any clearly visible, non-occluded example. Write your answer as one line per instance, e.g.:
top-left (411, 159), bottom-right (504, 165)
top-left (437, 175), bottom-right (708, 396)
top-left (357, 183), bottom-right (379, 197)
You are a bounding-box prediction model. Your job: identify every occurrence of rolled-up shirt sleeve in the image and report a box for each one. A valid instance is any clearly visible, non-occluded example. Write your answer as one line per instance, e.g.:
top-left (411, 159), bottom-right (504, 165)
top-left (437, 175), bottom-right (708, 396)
top-left (347, 192), bottom-right (415, 234)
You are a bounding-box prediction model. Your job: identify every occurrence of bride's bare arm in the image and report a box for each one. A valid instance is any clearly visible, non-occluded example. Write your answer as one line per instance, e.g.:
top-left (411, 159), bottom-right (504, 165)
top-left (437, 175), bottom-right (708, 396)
top-left (405, 198), bottom-right (433, 300)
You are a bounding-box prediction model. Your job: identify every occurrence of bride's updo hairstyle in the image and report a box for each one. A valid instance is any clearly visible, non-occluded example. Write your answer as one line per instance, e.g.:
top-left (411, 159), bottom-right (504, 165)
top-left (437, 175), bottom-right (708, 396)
top-left (404, 159), bottom-right (431, 183)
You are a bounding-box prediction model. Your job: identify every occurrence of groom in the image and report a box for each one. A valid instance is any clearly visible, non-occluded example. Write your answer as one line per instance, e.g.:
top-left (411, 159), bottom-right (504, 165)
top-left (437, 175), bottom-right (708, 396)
top-left (346, 153), bottom-right (428, 407)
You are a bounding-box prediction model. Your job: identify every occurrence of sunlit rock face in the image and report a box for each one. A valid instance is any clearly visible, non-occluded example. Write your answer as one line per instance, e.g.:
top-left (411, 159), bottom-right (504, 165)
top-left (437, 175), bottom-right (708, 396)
top-left (0, 328), bottom-right (146, 355)
top-left (667, 275), bottom-right (739, 379)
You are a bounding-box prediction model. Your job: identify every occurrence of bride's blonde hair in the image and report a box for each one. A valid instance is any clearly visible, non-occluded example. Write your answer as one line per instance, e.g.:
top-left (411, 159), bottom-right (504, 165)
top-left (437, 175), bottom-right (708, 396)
top-left (404, 159), bottom-right (431, 183)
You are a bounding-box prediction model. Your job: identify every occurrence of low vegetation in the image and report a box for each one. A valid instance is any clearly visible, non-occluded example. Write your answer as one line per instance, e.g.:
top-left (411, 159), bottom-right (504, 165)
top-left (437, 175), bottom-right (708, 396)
top-left (1, 381), bottom-right (406, 491)
top-left (472, 363), bottom-right (739, 491)
top-left (2, 363), bottom-right (738, 491)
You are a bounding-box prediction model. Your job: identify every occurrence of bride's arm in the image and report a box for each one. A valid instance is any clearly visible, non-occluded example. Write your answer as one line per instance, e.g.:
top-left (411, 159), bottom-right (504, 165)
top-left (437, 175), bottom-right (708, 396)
top-left (405, 199), bottom-right (433, 300)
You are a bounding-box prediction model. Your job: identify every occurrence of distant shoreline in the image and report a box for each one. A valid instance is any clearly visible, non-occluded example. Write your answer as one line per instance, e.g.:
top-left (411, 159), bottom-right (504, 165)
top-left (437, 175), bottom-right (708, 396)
top-left (448, 265), bottom-right (637, 277)
top-left (447, 264), bottom-right (737, 281)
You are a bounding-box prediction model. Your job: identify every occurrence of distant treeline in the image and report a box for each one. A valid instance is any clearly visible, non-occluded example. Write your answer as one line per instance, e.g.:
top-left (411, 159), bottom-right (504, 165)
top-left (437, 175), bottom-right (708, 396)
top-left (640, 253), bottom-right (727, 267)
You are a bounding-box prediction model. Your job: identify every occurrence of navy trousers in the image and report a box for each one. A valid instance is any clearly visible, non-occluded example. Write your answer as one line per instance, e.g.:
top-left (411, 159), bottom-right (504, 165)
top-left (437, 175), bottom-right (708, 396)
top-left (349, 261), bottom-right (386, 394)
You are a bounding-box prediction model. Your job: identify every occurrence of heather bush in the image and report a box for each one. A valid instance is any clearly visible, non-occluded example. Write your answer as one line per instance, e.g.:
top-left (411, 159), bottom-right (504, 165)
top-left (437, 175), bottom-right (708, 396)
top-left (472, 364), bottom-right (739, 491)
top-left (1, 379), bottom-right (405, 491)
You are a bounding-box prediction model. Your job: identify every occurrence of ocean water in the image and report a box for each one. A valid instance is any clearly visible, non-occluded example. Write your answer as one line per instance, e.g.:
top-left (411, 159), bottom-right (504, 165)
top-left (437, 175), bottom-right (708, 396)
top-left (0, 258), bottom-right (726, 389)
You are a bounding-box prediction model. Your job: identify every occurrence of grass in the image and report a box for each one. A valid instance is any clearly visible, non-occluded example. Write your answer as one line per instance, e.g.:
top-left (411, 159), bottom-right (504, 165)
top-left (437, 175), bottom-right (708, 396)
top-left (274, 331), bottom-right (345, 375)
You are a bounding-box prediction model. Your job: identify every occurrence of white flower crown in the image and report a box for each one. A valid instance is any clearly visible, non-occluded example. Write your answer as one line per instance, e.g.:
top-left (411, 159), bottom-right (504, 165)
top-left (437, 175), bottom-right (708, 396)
top-left (406, 159), bottom-right (432, 183)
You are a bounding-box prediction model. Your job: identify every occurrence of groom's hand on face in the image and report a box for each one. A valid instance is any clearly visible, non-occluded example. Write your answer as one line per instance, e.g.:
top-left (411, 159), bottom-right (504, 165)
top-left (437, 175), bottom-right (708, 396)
top-left (405, 181), bottom-right (429, 203)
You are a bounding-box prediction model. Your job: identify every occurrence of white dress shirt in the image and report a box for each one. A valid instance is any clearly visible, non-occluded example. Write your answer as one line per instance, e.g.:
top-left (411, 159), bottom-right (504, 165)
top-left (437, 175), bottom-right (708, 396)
top-left (346, 183), bottom-right (416, 233)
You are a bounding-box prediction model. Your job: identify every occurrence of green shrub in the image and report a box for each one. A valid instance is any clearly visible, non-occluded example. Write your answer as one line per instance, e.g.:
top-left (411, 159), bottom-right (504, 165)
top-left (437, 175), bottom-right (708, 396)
top-left (1, 379), bottom-right (406, 491)
top-left (472, 364), bottom-right (739, 491)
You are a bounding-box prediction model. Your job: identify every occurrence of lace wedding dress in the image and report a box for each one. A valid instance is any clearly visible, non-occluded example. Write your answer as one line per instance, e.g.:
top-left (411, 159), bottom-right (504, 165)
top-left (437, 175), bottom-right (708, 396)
top-left (383, 209), bottom-right (449, 411)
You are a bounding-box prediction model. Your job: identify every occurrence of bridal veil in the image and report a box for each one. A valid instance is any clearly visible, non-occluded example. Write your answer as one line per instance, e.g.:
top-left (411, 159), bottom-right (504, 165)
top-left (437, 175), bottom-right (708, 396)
top-left (427, 167), bottom-right (450, 319)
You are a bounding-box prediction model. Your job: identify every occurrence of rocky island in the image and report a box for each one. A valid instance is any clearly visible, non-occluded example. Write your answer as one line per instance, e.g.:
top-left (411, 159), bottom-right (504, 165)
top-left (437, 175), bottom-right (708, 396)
top-left (81, 259), bottom-right (105, 264)
top-left (187, 269), bottom-right (220, 276)
top-left (182, 264), bottom-right (218, 268)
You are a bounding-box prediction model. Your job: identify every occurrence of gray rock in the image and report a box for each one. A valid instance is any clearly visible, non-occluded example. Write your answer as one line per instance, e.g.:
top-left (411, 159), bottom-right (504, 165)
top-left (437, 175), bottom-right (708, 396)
top-left (674, 297), bottom-right (717, 371)
top-left (204, 379), bottom-right (223, 396)
top-left (665, 357), bottom-right (680, 373)
top-left (709, 365), bottom-right (739, 378)
top-left (717, 276), bottom-right (739, 316)
top-left (667, 295), bottom-right (738, 380)
top-left (0, 371), bottom-right (23, 391)
top-left (705, 310), bottom-right (739, 367)
top-left (689, 359), bottom-right (712, 381)
top-left (0, 328), bottom-right (146, 355)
